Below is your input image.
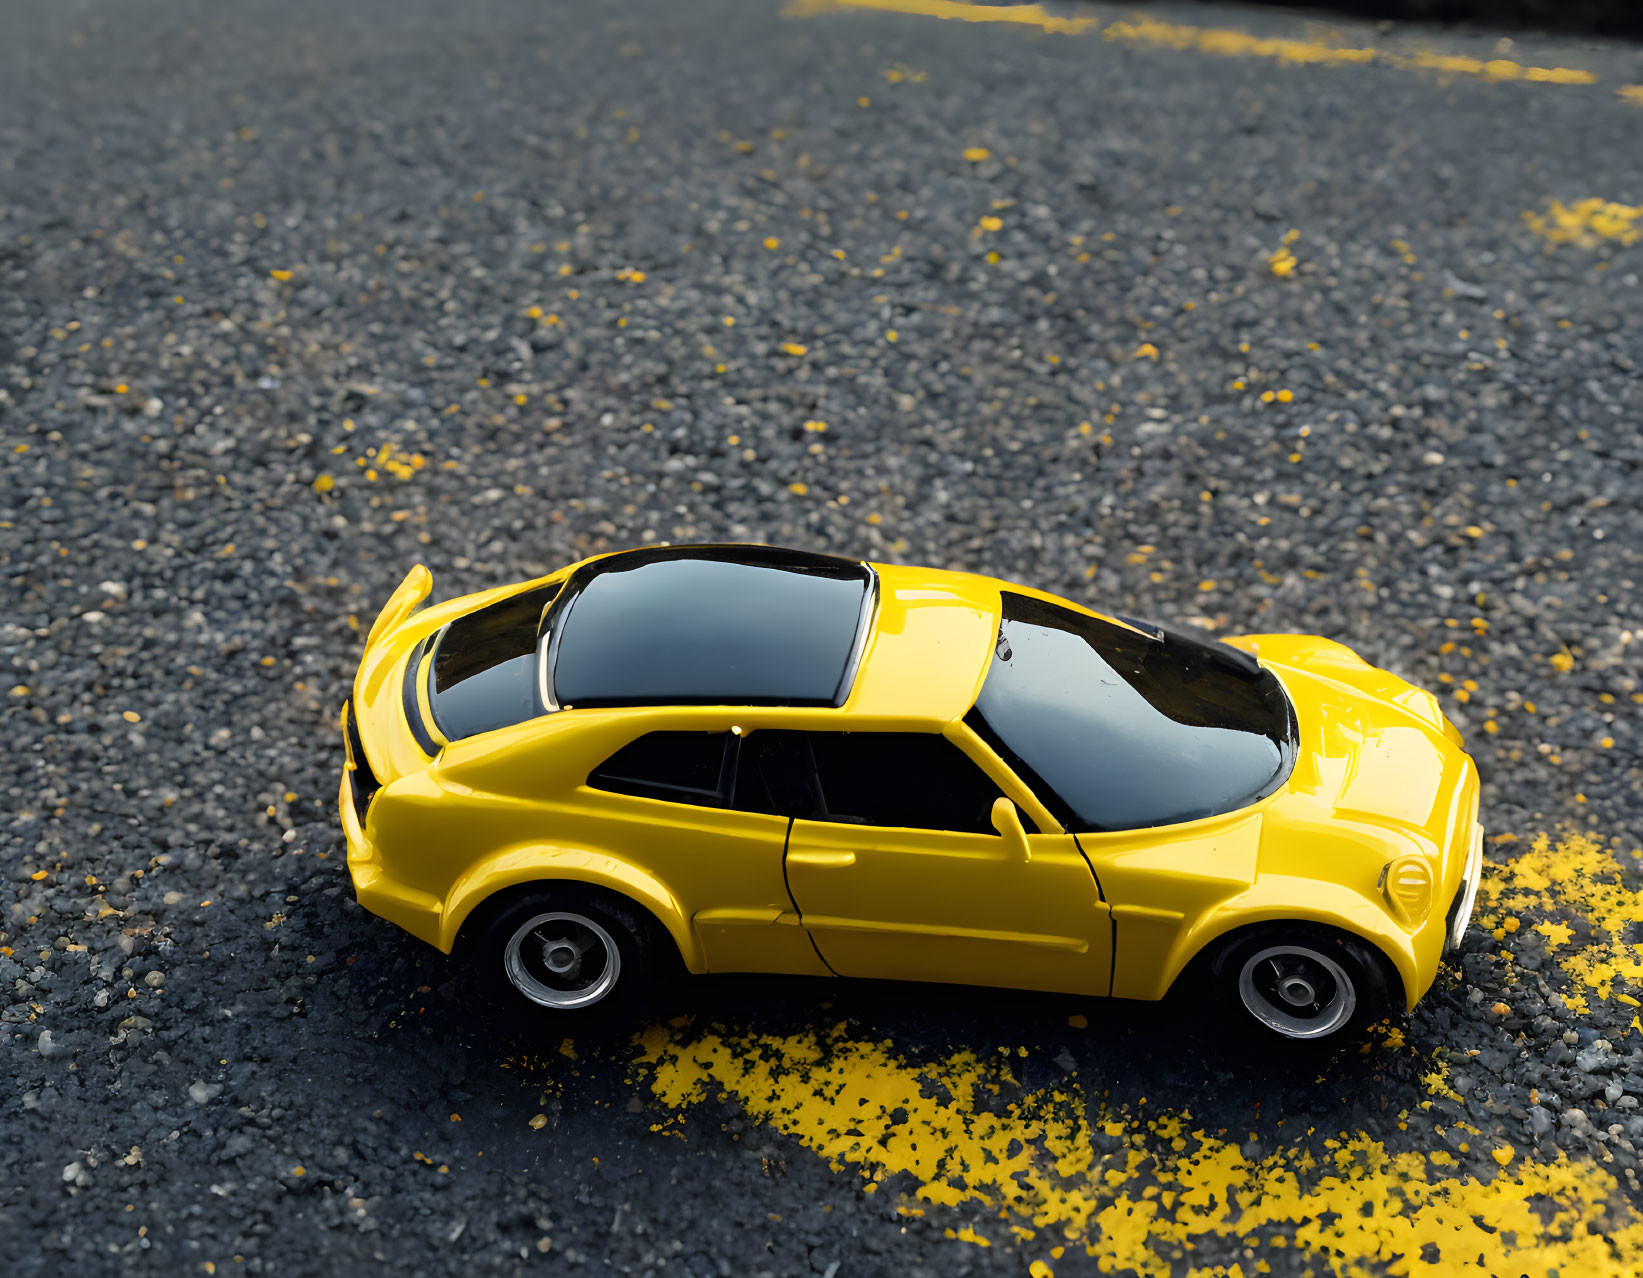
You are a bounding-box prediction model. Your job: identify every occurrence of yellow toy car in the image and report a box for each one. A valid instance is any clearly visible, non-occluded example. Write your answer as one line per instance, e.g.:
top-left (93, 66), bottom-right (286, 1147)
top-left (340, 545), bottom-right (1482, 1043)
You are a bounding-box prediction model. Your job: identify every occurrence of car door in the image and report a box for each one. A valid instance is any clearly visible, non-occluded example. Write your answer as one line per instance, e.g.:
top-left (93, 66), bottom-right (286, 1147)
top-left (579, 728), bottom-right (827, 977)
top-left (766, 729), bottom-right (1112, 998)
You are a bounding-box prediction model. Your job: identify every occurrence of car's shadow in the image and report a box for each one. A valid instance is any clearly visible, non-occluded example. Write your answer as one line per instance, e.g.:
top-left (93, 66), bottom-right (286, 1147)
top-left (402, 954), bottom-right (1431, 1132)
top-left (295, 893), bottom-right (1480, 1214)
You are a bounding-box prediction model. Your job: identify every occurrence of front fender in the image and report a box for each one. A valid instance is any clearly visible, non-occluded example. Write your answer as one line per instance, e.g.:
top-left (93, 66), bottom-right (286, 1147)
top-left (1144, 875), bottom-right (1431, 1013)
top-left (438, 845), bottom-right (703, 972)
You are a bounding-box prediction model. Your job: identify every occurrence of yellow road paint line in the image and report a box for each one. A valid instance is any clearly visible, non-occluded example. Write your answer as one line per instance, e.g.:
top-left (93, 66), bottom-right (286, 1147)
top-left (1101, 16), bottom-right (1375, 68)
top-left (783, 0), bottom-right (1095, 35)
top-left (1621, 85), bottom-right (1643, 105)
top-left (1398, 47), bottom-right (1595, 84)
top-left (633, 832), bottom-right (1643, 1272)
top-left (637, 1021), bottom-right (1643, 1275)
top-left (789, 1), bottom-right (1604, 93)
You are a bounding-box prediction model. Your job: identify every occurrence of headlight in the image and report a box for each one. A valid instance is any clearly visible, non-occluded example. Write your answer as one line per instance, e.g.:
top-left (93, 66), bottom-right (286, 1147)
top-left (1379, 855), bottom-right (1434, 927)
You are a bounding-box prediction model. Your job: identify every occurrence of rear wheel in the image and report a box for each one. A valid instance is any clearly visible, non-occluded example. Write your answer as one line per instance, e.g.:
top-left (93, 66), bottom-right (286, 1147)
top-left (461, 884), bottom-right (672, 1022)
top-left (1209, 925), bottom-right (1395, 1045)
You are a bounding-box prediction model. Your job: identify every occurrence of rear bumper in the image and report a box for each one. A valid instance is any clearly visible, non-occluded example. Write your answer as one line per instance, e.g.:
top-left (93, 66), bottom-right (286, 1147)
top-left (339, 709), bottom-right (445, 950)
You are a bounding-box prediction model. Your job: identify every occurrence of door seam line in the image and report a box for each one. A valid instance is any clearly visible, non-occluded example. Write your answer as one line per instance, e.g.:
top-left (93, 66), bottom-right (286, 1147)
top-left (1075, 832), bottom-right (1117, 998)
top-left (782, 815), bottom-right (840, 977)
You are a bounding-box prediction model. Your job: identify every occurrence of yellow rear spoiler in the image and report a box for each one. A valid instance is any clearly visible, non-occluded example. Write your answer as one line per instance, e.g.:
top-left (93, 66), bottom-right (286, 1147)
top-left (365, 564), bottom-right (433, 649)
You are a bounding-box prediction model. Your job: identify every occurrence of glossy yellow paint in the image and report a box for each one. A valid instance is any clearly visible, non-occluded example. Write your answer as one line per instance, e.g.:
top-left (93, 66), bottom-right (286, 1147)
top-left (342, 551), bottom-right (1479, 1014)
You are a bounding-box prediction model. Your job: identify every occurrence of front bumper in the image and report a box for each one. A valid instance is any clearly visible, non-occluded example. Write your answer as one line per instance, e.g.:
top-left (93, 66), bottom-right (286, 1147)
top-left (1444, 824), bottom-right (1484, 952)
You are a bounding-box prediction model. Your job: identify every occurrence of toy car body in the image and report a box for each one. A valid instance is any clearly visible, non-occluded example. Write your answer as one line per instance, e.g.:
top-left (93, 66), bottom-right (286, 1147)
top-left (340, 545), bottom-right (1482, 1041)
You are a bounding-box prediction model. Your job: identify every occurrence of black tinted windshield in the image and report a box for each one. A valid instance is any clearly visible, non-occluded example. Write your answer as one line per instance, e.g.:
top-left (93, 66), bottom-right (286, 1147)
top-left (966, 593), bottom-right (1296, 832)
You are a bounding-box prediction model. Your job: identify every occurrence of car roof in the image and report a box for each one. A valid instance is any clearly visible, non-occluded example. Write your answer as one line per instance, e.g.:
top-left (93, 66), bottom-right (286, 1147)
top-left (545, 545), bottom-right (877, 710)
top-left (842, 563), bottom-right (1004, 724)
top-left (433, 550), bottom-right (1164, 772)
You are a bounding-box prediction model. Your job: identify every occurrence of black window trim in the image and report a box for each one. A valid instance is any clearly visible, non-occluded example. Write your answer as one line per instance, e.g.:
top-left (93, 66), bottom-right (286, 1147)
top-left (399, 633), bottom-right (442, 756)
top-left (587, 724), bottom-right (1011, 834)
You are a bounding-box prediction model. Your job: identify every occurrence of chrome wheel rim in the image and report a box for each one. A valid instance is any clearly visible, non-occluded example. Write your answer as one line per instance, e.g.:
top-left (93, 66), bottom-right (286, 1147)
top-left (503, 912), bottom-right (621, 1009)
top-left (1237, 944), bottom-right (1356, 1039)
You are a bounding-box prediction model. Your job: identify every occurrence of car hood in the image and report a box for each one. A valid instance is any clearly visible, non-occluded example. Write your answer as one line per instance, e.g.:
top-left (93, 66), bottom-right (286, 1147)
top-left (1228, 634), bottom-right (1476, 849)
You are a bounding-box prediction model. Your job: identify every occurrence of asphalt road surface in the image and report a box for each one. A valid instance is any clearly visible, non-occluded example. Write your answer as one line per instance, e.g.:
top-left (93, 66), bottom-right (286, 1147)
top-left (4, 1), bottom-right (1643, 1274)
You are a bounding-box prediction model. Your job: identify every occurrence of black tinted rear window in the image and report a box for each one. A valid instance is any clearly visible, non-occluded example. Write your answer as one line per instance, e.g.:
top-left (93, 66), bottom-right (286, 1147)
top-left (968, 593), bottom-right (1296, 832)
top-left (428, 585), bottom-right (556, 741)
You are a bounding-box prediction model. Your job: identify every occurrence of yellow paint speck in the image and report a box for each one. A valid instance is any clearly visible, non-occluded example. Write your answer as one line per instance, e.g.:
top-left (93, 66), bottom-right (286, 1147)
top-left (1525, 198), bottom-right (1643, 249)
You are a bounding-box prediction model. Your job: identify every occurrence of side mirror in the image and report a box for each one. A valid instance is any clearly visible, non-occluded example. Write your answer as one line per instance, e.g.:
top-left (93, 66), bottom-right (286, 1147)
top-left (991, 797), bottom-right (1032, 864)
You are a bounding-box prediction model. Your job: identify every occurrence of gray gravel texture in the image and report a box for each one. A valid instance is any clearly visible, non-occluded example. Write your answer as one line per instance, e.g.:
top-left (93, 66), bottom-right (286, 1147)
top-left (3, 0), bottom-right (1642, 1274)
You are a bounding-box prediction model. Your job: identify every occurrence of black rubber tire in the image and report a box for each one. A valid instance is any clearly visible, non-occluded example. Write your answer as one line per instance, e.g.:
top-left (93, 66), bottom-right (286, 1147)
top-left (1208, 923), bottom-right (1398, 1047)
top-left (458, 882), bottom-right (675, 1025)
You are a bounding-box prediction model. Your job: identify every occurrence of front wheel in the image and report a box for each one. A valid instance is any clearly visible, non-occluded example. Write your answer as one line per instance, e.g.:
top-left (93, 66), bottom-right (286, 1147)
top-left (462, 884), bottom-right (670, 1022)
top-left (1209, 925), bottom-right (1395, 1045)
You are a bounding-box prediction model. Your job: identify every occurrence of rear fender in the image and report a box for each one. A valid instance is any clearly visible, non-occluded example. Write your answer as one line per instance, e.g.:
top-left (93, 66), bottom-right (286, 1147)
top-left (439, 846), bottom-right (701, 971)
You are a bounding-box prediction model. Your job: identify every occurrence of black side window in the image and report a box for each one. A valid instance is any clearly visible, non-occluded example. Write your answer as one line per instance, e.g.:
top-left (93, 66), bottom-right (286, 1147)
top-left (808, 733), bottom-right (1002, 834)
top-left (588, 732), bottom-right (733, 806)
top-left (732, 731), bottom-right (824, 820)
